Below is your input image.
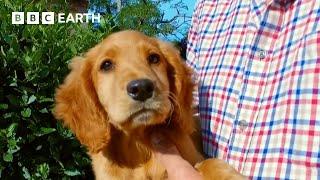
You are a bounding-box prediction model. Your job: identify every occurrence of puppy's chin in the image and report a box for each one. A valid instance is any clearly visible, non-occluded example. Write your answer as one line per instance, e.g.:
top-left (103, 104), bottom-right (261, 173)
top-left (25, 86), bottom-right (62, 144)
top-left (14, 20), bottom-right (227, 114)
top-left (109, 107), bottom-right (170, 133)
top-left (107, 96), bottom-right (172, 133)
top-left (131, 110), bottom-right (155, 123)
top-left (131, 110), bottom-right (169, 126)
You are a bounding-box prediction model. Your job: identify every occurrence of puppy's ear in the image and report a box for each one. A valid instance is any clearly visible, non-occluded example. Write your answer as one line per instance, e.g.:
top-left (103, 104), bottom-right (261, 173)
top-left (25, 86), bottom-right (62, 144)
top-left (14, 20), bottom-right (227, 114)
top-left (157, 40), bottom-right (195, 134)
top-left (54, 54), bottom-right (110, 153)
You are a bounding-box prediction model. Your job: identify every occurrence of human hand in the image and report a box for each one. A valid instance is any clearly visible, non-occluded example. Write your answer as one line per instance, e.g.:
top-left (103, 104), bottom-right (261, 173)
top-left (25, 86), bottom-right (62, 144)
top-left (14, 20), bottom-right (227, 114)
top-left (151, 132), bottom-right (202, 180)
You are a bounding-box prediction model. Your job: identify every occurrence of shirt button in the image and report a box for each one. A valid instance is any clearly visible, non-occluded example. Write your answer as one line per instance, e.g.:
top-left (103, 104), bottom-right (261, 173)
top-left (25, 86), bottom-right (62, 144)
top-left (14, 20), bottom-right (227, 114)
top-left (238, 120), bottom-right (248, 130)
top-left (259, 50), bottom-right (266, 59)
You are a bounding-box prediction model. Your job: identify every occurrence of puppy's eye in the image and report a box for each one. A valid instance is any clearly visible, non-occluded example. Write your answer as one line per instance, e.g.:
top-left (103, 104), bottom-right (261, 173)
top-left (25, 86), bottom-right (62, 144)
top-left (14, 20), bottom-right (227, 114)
top-left (100, 60), bottom-right (114, 71)
top-left (148, 53), bottom-right (160, 64)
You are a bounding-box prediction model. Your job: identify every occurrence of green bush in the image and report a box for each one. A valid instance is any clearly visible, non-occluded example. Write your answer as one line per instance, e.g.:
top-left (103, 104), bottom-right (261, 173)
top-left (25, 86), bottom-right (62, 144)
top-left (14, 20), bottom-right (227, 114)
top-left (0, 0), bottom-right (187, 178)
top-left (0, 0), bottom-right (113, 179)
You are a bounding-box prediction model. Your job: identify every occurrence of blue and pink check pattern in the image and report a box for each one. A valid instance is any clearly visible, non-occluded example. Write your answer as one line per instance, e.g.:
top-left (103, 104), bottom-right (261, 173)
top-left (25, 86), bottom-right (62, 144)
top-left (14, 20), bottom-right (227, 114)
top-left (187, 0), bottom-right (320, 179)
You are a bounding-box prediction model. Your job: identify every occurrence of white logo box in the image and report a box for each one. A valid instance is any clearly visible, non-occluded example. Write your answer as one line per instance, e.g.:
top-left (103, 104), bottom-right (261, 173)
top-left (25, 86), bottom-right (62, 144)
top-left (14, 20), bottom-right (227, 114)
top-left (11, 12), bottom-right (100, 24)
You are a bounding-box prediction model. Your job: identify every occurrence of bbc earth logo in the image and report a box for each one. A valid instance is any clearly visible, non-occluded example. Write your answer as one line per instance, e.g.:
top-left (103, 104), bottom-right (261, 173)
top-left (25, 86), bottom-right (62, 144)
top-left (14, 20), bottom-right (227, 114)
top-left (12, 12), bottom-right (101, 24)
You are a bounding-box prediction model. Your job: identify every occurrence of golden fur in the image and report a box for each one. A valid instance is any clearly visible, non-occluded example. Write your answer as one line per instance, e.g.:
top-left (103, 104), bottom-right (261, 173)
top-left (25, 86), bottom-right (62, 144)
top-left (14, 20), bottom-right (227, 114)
top-left (54, 30), bottom-right (245, 179)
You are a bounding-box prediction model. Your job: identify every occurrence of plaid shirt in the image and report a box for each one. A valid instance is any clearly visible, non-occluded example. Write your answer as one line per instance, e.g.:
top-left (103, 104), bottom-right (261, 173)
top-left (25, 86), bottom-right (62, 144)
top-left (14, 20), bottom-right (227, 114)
top-left (187, 0), bottom-right (320, 179)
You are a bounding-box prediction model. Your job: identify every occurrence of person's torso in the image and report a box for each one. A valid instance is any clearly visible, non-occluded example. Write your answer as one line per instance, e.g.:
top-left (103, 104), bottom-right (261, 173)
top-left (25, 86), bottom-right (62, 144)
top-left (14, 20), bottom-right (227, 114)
top-left (188, 0), bottom-right (320, 179)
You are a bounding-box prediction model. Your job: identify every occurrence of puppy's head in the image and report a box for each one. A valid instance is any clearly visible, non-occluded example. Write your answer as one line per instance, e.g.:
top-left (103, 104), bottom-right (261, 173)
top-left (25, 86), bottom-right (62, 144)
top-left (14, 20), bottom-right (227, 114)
top-left (54, 31), bottom-right (194, 152)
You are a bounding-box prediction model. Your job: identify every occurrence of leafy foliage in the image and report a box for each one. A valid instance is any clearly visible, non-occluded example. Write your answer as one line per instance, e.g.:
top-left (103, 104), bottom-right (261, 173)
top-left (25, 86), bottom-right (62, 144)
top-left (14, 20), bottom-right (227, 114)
top-left (0, 0), bottom-right (112, 179)
top-left (90, 0), bottom-right (190, 39)
top-left (0, 0), bottom-right (189, 179)
top-left (116, 0), bottom-right (174, 36)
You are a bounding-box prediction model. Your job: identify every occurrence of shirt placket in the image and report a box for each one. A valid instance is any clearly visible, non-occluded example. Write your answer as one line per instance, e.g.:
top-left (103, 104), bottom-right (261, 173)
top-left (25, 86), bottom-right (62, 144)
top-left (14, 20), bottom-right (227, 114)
top-left (226, 1), bottom-right (284, 172)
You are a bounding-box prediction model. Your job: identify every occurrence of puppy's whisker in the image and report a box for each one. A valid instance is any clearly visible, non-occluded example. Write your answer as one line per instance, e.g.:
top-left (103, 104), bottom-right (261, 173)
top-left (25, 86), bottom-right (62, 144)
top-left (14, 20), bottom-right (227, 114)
top-left (168, 92), bottom-right (182, 114)
top-left (162, 91), bottom-right (182, 122)
top-left (166, 101), bottom-right (174, 126)
top-left (170, 93), bottom-right (182, 122)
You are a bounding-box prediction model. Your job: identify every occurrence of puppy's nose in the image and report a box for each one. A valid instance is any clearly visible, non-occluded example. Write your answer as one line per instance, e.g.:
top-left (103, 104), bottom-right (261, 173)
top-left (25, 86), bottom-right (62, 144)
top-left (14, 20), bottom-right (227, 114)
top-left (127, 79), bottom-right (154, 101)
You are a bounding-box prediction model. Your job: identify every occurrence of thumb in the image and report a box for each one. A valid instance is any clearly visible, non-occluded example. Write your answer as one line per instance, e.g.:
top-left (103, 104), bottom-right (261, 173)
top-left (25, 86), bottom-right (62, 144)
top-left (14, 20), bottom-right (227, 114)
top-left (151, 133), bottom-right (203, 180)
top-left (151, 132), bottom-right (185, 170)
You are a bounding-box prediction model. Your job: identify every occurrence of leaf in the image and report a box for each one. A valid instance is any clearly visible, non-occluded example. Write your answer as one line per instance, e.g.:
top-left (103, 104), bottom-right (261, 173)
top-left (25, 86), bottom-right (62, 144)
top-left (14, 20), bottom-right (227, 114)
top-left (0, 46), bottom-right (6, 57)
top-left (36, 145), bottom-right (42, 150)
top-left (4, 0), bottom-right (14, 10)
top-left (41, 127), bottom-right (56, 134)
top-left (8, 138), bottom-right (18, 148)
top-left (4, 35), bottom-right (12, 44)
top-left (0, 104), bottom-right (8, 110)
top-left (56, 122), bottom-right (73, 138)
top-left (9, 76), bottom-right (17, 87)
top-left (38, 97), bottom-right (54, 103)
top-left (24, 55), bottom-right (32, 64)
top-left (27, 95), bottom-right (36, 104)
top-left (22, 167), bottom-right (31, 179)
top-left (36, 163), bottom-right (49, 178)
top-left (64, 169), bottom-right (81, 176)
top-left (3, 113), bottom-right (13, 119)
top-left (70, 45), bottom-right (77, 54)
top-left (39, 108), bottom-right (48, 113)
top-left (7, 123), bottom-right (18, 137)
top-left (22, 95), bottom-right (28, 104)
top-left (3, 152), bottom-right (13, 162)
top-left (35, 127), bottom-right (56, 136)
top-left (21, 108), bottom-right (31, 118)
top-left (7, 138), bottom-right (21, 154)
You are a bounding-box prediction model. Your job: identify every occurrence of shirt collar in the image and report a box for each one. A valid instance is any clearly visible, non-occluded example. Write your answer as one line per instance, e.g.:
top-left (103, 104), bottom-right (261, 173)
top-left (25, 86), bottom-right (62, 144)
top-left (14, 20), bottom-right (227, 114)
top-left (256, 0), bottom-right (296, 7)
top-left (266, 0), bottom-right (274, 7)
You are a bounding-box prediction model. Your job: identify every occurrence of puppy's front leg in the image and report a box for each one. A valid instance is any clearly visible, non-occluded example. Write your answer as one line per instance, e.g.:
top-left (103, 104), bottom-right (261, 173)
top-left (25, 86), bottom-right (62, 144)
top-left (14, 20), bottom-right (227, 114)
top-left (195, 158), bottom-right (247, 180)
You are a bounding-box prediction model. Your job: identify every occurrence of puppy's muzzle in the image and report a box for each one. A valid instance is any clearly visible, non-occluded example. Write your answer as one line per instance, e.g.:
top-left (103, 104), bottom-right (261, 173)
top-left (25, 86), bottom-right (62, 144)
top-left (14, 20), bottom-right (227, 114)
top-left (127, 79), bottom-right (154, 101)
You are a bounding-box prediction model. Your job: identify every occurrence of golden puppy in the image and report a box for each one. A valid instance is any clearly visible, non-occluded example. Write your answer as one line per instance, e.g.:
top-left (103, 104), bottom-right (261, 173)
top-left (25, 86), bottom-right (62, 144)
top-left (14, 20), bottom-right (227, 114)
top-left (54, 30), bottom-right (245, 180)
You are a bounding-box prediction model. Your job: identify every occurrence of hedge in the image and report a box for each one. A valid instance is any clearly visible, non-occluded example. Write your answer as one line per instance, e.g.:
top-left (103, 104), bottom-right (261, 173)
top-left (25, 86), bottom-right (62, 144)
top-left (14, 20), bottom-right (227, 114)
top-left (0, 0), bottom-right (114, 179)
